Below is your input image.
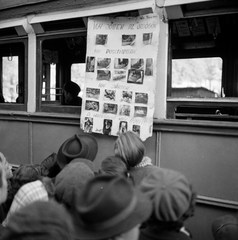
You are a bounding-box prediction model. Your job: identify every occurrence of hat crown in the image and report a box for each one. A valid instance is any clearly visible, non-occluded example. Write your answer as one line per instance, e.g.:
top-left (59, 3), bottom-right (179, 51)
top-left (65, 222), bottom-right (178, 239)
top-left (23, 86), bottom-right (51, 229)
top-left (77, 176), bottom-right (137, 230)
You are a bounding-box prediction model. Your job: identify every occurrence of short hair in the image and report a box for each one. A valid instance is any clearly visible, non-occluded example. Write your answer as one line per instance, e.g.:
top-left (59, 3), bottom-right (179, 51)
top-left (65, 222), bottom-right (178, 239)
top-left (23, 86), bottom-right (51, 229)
top-left (63, 82), bottom-right (81, 97)
top-left (114, 131), bottom-right (145, 168)
top-left (0, 167), bottom-right (3, 188)
top-left (101, 156), bottom-right (128, 178)
top-left (0, 152), bottom-right (6, 164)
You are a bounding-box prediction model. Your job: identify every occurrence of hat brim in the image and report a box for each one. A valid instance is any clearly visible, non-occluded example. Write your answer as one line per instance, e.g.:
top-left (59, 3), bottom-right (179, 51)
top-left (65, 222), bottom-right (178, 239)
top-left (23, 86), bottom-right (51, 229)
top-left (57, 134), bottom-right (98, 169)
top-left (71, 188), bottom-right (152, 240)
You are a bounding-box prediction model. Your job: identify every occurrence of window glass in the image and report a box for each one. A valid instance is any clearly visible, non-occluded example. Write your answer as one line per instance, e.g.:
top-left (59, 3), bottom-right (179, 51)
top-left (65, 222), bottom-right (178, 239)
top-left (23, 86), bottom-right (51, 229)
top-left (71, 63), bottom-right (85, 98)
top-left (172, 57), bottom-right (222, 98)
top-left (2, 56), bottom-right (19, 102)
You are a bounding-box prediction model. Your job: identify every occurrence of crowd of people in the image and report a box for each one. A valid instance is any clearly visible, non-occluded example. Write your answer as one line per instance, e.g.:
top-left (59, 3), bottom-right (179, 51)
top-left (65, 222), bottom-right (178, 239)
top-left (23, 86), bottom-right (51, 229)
top-left (0, 131), bottom-right (237, 240)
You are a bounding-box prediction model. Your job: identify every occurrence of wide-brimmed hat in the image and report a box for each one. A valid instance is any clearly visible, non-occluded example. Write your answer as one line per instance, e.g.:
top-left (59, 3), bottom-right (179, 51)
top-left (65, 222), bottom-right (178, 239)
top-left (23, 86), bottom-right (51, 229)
top-left (57, 134), bottom-right (98, 169)
top-left (139, 168), bottom-right (193, 222)
top-left (72, 175), bottom-right (152, 240)
top-left (212, 215), bottom-right (238, 240)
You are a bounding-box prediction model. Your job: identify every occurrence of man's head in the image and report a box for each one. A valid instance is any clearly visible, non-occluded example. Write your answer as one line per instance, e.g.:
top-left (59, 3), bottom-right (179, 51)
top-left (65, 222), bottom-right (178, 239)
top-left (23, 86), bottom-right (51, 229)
top-left (72, 175), bottom-right (152, 240)
top-left (63, 82), bottom-right (81, 104)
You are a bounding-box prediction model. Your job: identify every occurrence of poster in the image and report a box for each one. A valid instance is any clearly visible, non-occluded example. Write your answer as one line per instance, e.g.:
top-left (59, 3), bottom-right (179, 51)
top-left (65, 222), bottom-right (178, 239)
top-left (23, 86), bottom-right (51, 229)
top-left (80, 13), bottom-right (160, 141)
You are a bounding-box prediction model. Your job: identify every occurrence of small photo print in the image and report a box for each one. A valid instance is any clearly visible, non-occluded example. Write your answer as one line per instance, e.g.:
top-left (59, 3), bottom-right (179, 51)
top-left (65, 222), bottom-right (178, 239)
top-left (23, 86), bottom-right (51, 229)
top-left (127, 69), bottom-right (144, 84)
top-left (85, 100), bottom-right (99, 111)
top-left (97, 70), bottom-right (111, 81)
top-left (114, 58), bottom-right (129, 69)
top-left (84, 117), bottom-right (93, 133)
top-left (119, 121), bottom-right (128, 134)
top-left (86, 56), bottom-right (95, 72)
top-left (113, 70), bottom-right (127, 81)
top-left (122, 34), bottom-right (136, 46)
top-left (135, 92), bottom-right (148, 104)
top-left (143, 33), bottom-right (153, 44)
top-left (97, 58), bottom-right (111, 69)
top-left (121, 91), bottom-right (132, 103)
top-left (103, 119), bottom-right (112, 135)
top-left (96, 34), bottom-right (108, 45)
top-left (119, 105), bottom-right (131, 116)
top-left (134, 106), bottom-right (147, 117)
top-left (103, 103), bottom-right (118, 114)
top-left (104, 89), bottom-right (116, 101)
top-left (145, 58), bottom-right (153, 76)
top-left (132, 125), bottom-right (140, 136)
top-left (131, 59), bottom-right (144, 70)
top-left (86, 88), bottom-right (100, 100)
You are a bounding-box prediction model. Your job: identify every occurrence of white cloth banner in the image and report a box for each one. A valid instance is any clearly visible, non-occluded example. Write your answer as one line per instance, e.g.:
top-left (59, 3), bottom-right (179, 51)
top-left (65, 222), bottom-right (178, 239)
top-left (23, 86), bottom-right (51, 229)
top-left (80, 13), bottom-right (160, 140)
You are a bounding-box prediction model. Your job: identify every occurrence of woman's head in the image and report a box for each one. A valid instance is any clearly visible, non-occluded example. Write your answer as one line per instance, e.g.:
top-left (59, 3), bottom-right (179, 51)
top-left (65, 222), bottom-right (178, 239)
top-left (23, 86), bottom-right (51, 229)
top-left (0, 152), bottom-right (13, 179)
top-left (114, 131), bottom-right (145, 168)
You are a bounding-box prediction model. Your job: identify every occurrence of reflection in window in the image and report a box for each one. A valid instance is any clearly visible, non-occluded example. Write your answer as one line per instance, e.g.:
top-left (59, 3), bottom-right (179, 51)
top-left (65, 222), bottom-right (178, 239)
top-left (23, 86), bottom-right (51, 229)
top-left (2, 57), bottom-right (19, 103)
top-left (71, 63), bottom-right (85, 98)
top-left (172, 58), bottom-right (222, 98)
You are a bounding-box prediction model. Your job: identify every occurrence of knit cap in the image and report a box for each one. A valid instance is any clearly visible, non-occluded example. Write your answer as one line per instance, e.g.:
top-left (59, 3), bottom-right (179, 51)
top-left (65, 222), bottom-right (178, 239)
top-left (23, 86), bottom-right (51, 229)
top-left (212, 215), bottom-right (238, 240)
top-left (1, 201), bottom-right (74, 240)
top-left (139, 168), bottom-right (193, 222)
top-left (55, 161), bottom-right (94, 207)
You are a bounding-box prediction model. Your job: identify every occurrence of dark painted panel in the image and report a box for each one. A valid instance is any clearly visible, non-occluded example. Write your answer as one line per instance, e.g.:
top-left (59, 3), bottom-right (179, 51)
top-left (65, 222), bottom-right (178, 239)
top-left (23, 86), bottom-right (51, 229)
top-left (160, 131), bottom-right (238, 201)
top-left (186, 203), bottom-right (238, 240)
top-left (0, 120), bottom-right (29, 165)
top-left (0, 0), bottom-right (53, 10)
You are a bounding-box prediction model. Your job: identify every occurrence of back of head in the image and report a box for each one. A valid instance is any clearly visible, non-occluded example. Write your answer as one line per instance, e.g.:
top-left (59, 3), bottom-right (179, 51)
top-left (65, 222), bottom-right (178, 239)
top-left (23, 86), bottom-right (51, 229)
top-left (57, 134), bottom-right (98, 169)
top-left (11, 164), bottom-right (40, 197)
top-left (72, 175), bottom-right (152, 240)
top-left (1, 201), bottom-right (74, 240)
top-left (55, 161), bottom-right (94, 208)
top-left (139, 168), bottom-right (196, 223)
top-left (114, 131), bottom-right (145, 168)
top-left (63, 81), bottom-right (81, 97)
top-left (212, 215), bottom-right (238, 240)
top-left (100, 156), bottom-right (128, 178)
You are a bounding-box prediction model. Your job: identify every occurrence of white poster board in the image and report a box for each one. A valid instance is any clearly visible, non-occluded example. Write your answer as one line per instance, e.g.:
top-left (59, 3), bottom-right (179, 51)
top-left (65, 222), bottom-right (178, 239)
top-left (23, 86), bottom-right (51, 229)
top-left (80, 13), bottom-right (160, 141)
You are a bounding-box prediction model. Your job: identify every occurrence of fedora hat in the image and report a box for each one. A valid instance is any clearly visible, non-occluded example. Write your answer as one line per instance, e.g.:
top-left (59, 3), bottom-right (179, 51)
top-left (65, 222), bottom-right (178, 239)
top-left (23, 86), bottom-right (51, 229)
top-left (57, 134), bottom-right (98, 169)
top-left (72, 175), bottom-right (152, 240)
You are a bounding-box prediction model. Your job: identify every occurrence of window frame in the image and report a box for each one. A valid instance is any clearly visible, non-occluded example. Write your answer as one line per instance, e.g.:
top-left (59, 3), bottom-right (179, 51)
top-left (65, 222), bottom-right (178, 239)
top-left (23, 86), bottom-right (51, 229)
top-left (36, 30), bottom-right (87, 114)
top-left (0, 37), bottom-right (28, 111)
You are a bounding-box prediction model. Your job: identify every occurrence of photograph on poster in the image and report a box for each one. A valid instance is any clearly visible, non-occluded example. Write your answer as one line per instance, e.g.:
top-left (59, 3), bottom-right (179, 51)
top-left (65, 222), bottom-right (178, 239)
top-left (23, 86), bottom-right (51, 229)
top-left (132, 125), bottom-right (140, 136)
top-left (145, 58), bottom-right (153, 76)
top-left (113, 70), bottom-right (127, 81)
top-left (119, 121), bottom-right (128, 134)
top-left (143, 33), bottom-right (153, 45)
top-left (97, 70), bottom-right (111, 81)
top-left (84, 117), bottom-right (93, 133)
top-left (122, 34), bottom-right (136, 46)
top-left (131, 59), bottom-right (144, 70)
top-left (121, 91), bottom-right (132, 103)
top-left (97, 58), bottom-right (111, 69)
top-left (85, 100), bottom-right (100, 111)
top-left (119, 105), bottom-right (131, 116)
top-left (114, 58), bottom-right (129, 69)
top-left (104, 89), bottom-right (116, 101)
top-left (127, 69), bottom-right (144, 84)
top-left (86, 88), bottom-right (100, 99)
top-left (103, 119), bottom-right (112, 135)
top-left (86, 56), bottom-right (95, 72)
top-left (134, 106), bottom-right (147, 117)
top-left (103, 103), bottom-right (118, 114)
top-left (96, 34), bottom-right (108, 45)
top-left (135, 92), bottom-right (148, 104)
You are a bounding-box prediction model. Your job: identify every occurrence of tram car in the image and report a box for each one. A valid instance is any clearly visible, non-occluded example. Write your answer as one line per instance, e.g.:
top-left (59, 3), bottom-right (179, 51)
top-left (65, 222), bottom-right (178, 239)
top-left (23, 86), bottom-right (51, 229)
top-left (0, 0), bottom-right (238, 239)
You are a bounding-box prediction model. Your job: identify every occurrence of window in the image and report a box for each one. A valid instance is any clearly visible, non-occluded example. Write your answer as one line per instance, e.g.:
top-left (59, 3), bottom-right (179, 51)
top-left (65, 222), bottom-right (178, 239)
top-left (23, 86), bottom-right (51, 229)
top-left (0, 40), bottom-right (27, 110)
top-left (37, 32), bottom-right (86, 114)
top-left (167, 13), bottom-right (238, 121)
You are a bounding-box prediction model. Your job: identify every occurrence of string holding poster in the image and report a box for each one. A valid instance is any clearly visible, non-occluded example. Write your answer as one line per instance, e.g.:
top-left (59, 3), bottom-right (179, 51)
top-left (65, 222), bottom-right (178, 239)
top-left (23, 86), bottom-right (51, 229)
top-left (80, 13), bottom-right (160, 141)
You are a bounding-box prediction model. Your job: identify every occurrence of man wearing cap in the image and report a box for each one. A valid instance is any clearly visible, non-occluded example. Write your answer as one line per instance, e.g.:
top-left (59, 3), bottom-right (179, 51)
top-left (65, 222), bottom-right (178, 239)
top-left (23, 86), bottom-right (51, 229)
top-left (139, 168), bottom-right (197, 240)
top-left (71, 175), bottom-right (152, 240)
top-left (62, 81), bottom-right (82, 106)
